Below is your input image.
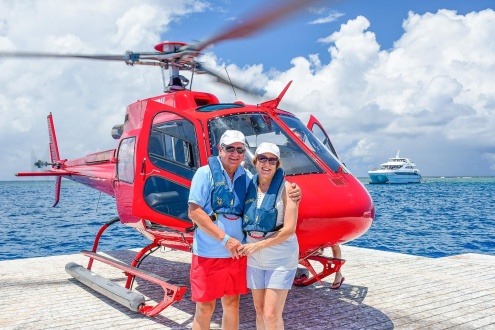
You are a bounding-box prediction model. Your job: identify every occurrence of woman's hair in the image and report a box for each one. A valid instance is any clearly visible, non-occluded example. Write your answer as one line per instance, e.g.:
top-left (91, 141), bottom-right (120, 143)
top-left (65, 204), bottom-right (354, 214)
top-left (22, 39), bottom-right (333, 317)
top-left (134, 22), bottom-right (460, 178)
top-left (252, 154), bottom-right (281, 169)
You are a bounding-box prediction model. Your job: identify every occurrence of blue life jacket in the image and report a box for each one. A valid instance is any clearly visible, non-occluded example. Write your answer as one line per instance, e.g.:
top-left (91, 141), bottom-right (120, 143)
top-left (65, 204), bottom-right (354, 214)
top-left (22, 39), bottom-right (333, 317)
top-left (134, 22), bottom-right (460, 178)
top-left (243, 168), bottom-right (285, 234)
top-left (208, 156), bottom-right (246, 217)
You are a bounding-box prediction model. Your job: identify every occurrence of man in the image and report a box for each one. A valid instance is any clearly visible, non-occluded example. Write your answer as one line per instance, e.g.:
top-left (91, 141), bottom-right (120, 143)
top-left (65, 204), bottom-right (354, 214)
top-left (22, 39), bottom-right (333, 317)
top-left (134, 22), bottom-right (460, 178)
top-left (188, 130), bottom-right (249, 330)
top-left (188, 130), bottom-right (300, 330)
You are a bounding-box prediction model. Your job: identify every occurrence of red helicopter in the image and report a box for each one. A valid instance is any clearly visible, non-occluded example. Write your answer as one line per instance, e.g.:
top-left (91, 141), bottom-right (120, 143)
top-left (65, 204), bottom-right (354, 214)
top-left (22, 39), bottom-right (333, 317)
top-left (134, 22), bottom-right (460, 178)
top-left (5, 0), bottom-right (374, 318)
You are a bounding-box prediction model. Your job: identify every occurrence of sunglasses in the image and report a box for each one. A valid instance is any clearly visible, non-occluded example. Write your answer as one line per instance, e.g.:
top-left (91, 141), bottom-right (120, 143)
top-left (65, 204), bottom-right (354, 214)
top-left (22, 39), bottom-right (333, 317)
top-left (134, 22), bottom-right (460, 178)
top-left (258, 155), bottom-right (278, 165)
top-left (222, 144), bottom-right (246, 154)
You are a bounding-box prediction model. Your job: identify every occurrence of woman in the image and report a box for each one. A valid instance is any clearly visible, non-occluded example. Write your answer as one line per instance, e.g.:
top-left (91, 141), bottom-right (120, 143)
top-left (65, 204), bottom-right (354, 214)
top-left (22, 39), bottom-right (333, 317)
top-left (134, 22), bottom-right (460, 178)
top-left (237, 142), bottom-right (299, 330)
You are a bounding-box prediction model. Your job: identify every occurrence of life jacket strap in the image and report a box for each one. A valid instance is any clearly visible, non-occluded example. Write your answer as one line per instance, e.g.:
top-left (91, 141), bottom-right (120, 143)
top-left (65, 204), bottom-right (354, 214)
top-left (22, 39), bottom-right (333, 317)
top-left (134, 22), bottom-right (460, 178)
top-left (186, 213), bottom-right (217, 233)
top-left (246, 224), bottom-right (283, 238)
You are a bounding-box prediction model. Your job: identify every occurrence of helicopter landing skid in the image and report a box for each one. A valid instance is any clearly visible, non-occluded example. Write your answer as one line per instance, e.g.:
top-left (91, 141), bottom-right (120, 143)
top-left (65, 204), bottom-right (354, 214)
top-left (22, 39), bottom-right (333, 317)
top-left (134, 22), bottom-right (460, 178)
top-left (293, 256), bottom-right (345, 287)
top-left (65, 218), bottom-right (186, 317)
top-left (76, 250), bottom-right (187, 317)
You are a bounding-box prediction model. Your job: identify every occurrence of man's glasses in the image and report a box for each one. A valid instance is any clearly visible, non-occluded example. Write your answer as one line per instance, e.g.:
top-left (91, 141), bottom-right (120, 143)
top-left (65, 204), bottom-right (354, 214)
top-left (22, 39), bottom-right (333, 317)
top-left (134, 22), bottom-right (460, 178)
top-left (257, 155), bottom-right (278, 165)
top-left (222, 144), bottom-right (246, 154)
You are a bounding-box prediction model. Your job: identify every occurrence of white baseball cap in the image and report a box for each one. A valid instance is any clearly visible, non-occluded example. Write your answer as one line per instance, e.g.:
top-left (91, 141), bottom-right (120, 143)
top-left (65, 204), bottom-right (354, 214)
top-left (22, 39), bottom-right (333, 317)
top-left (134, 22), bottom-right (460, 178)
top-left (219, 130), bottom-right (246, 146)
top-left (255, 142), bottom-right (280, 159)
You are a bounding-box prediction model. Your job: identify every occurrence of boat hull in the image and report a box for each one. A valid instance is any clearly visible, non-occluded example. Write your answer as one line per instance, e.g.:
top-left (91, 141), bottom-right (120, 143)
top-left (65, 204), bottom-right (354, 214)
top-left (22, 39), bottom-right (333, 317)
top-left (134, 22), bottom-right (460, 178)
top-left (368, 171), bottom-right (421, 184)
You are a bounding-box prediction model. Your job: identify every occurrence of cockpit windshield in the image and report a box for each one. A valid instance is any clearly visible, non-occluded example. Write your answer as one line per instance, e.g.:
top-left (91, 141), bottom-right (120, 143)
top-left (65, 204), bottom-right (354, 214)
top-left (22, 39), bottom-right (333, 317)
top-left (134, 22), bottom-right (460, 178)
top-left (279, 115), bottom-right (345, 174)
top-left (208, 113), bottom-right (343, 176)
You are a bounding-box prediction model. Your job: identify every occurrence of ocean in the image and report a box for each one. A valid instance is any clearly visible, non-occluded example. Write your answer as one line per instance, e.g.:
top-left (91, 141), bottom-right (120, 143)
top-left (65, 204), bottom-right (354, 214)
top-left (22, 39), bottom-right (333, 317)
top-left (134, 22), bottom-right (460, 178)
top-left (352, 176), bottom-right (495, 258)
top-left (1, 177), bottom-right (494, 261)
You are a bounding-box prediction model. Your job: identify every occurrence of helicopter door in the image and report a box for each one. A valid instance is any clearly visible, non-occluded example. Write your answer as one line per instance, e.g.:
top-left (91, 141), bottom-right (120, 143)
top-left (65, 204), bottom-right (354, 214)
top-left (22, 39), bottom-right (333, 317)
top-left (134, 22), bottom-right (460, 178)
top-left (132, 102), bottom-right (204, 230)
top-left (307, 115), bottom-right (339, 159)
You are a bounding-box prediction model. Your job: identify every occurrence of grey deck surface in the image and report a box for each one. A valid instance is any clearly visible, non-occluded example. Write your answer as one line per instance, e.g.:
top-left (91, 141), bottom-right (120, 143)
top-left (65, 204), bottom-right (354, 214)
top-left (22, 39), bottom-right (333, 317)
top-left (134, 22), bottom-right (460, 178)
top-left (1, 246), bottom-right (494, 329)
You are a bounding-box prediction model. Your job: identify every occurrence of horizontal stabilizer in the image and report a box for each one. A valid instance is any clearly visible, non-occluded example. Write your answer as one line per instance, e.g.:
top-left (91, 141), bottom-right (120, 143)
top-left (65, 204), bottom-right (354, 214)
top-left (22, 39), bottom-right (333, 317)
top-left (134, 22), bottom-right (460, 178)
top-left (15, 171), bottom-right (72, 177)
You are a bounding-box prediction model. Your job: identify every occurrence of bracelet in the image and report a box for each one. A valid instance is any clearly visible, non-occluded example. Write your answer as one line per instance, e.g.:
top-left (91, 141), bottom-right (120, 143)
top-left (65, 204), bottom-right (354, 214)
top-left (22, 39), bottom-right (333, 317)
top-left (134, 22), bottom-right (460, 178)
top-left (221, 234), bottom-right (230, 246)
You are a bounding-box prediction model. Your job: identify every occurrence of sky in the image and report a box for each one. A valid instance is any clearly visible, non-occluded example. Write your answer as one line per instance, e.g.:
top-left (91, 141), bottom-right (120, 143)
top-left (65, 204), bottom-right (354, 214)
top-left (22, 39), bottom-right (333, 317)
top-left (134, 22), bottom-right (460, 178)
top-left (1, 0), bottom-right (495, 180)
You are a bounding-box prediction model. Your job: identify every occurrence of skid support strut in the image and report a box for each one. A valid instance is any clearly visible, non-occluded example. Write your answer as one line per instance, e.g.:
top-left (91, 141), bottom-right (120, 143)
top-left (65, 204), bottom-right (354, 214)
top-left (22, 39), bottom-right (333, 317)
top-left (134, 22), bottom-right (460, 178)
top-left (125, 242), bottom-right (159, 289)
top-left (87, 217), bottom-right (120, 270)
top-left (294, 255), bottom-right (345, 286)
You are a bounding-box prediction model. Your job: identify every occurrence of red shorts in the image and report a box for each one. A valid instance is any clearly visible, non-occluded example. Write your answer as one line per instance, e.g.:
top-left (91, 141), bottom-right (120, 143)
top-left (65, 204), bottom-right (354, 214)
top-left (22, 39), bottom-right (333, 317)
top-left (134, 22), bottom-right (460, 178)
top-left (190, 255), bottom-right (248, 302)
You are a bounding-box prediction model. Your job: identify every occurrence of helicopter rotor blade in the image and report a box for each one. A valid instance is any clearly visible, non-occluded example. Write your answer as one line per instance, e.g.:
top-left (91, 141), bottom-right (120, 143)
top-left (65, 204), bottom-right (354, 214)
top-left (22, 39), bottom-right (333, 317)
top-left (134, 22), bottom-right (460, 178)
top-left (0, 0), bottom-right (328, 84)
top-left (187, 0), bottom-right (324, 52)
top-left (0, 0), bottom-right (325, 67)
top-left (0, 51), bottom-right (131, 62)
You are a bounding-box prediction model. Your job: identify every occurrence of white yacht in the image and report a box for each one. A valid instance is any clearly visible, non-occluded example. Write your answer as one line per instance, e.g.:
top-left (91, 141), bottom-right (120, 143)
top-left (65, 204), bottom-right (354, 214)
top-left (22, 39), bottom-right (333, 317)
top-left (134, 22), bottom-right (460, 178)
top-left (368, 151), bottom-right (422, 184)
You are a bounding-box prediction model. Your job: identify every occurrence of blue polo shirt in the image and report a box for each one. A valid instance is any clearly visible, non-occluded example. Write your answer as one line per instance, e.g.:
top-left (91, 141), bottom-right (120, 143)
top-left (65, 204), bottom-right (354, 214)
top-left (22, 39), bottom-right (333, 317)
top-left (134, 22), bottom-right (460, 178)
top-left (188, 157), bottom-right (252, 258)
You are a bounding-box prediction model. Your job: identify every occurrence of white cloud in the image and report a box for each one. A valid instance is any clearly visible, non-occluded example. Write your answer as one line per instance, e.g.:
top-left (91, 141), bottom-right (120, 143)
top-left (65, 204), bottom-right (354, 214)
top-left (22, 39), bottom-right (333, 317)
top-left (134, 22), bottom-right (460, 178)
top-left (0, 0), bottom-right (208, 180)
top-left (265, 9), bottom-right (495, 176)
top-left (308, 11), bottom-right (344, 25)
top-left (1, 2), bottom-right (494, 181)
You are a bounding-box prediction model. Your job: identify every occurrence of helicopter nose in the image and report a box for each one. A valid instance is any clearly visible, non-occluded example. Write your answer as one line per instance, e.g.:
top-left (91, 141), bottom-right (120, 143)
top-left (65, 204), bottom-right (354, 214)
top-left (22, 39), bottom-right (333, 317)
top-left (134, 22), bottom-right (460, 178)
top-left (291, 174), bottom-right (374, 254)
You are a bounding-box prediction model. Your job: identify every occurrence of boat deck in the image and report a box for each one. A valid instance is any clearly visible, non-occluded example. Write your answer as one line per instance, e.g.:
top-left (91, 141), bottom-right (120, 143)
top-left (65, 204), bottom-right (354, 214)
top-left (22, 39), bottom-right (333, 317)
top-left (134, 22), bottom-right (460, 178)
top-left (1, 246), bottom-right (494, 329)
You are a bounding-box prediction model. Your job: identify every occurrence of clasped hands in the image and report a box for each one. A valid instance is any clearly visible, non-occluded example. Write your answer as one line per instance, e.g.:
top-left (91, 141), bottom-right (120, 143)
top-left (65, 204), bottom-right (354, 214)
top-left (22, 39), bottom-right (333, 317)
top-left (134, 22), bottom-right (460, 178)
top-left (225, 237), bottom-right (259, 259)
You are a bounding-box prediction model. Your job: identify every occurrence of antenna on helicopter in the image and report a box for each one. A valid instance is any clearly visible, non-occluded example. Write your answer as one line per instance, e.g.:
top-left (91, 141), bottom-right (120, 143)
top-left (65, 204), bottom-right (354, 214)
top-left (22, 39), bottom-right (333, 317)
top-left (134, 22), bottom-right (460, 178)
top-left (224, 67), bottom-right (237, 99)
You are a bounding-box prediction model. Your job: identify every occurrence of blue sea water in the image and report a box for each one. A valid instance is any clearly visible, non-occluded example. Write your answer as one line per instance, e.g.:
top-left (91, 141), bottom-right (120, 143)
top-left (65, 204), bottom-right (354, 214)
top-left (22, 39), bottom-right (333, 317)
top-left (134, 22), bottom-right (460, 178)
top-left (0, 180), bottom-right (149, 260)
top-left (1, 177), bottom-right (494, 260)
top-left (349, 176), bottom-right (495, 258)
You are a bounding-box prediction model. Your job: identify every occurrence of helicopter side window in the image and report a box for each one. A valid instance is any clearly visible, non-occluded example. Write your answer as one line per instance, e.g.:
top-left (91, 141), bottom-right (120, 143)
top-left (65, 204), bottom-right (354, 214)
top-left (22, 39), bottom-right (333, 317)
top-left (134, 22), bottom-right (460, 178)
top-left (117, 136), bottom-right (136, 183)
top-left (148, 112), bottom-right (199, 180)
top-left (310, 122), bottom-right (339, 159)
